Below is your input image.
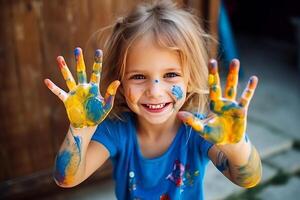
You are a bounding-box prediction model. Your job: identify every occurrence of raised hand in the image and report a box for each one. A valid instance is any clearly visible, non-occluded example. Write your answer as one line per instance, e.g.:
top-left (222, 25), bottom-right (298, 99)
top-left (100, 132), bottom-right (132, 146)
top-left (178, 59), bottom-right (258, 144)
top-left (44, 47), bottom-right (120, 128)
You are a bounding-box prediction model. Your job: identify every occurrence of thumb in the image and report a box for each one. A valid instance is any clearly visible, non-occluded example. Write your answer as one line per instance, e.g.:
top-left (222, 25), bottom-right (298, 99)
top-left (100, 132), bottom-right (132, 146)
top-left (103, 80), bottom-right (121, 111)
top-left (177, 111), bottom-right (204, 132)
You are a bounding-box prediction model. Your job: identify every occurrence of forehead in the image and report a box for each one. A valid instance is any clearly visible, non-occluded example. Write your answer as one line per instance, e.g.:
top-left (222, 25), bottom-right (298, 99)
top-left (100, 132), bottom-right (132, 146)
top-left (125, 34), bottom-right (181, 73)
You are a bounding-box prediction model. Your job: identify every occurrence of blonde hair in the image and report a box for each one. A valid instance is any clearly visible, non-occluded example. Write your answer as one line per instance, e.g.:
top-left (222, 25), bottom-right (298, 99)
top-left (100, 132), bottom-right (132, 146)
top-left (95, 0), bottom-right (211, 119)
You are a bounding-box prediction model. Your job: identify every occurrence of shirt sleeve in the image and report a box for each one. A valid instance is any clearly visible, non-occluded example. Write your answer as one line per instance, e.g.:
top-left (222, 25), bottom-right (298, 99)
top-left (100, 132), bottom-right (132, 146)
top-left (91, 118), bottom-right (120, 157)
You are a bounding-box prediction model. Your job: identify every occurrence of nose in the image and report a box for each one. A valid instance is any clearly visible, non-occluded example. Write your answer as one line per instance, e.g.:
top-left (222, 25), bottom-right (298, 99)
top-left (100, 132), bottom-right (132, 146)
top-left (146, 79), bottom-right (163, 98)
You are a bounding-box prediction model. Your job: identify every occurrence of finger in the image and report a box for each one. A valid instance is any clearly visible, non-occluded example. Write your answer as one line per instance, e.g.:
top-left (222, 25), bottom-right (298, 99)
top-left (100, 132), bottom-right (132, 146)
top-left (239, 76), bottom-right (258, 108)
top-left (90, 49), bottom-right (103, 85)
top-left (74, 47), bottom-right (87, 84)
top-left (224, 59), bottom-right (239, 100)
top-left (44, 79), bottom-right (68, 101)
top-left (103, 80), bottom-right (121, 111)
top-left (177, 111), bottom-right (204, 132)
top-left (57, 56), bottom-right (76, 91)
top-left (208, 59), bottom-right (222, 101)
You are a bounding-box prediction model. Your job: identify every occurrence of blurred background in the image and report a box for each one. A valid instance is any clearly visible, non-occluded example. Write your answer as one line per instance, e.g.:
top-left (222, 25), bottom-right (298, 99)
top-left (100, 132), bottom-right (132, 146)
top-left (0, 0), bottom-right (300, 199)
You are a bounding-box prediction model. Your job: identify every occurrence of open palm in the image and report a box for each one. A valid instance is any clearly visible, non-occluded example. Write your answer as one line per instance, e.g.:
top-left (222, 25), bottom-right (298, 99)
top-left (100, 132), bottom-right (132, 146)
top-left (44, 47), bottom-right (120, 128)
top-left (178, 59), bottom-right (258, 144)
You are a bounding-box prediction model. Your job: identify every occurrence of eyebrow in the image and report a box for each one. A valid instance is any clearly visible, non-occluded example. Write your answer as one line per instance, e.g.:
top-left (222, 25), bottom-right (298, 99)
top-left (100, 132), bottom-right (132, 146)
top-left (126, 66), bottom-right (182, 74)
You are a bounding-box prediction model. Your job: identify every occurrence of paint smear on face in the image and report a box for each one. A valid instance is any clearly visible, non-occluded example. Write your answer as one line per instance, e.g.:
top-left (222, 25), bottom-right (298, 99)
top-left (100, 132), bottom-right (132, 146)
top-left (128, 87), bottom-right (138, 104)
top-left (172, 85), bottom-right (183, 100)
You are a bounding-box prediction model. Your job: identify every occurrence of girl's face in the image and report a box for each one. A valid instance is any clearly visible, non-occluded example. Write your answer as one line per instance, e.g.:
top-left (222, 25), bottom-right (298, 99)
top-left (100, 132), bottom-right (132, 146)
top-left (122, 35), bottom-right (187, 125)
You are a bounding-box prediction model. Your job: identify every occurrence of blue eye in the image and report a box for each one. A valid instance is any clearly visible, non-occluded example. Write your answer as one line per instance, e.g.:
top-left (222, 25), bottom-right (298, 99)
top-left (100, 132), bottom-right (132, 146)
top-left (164, 72), bottom-right (180, 78)
top-left (130, 74), bottom-right (145, 80)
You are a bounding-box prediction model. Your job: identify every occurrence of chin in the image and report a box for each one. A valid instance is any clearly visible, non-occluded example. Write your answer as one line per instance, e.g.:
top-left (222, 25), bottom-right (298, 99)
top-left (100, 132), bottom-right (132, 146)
top-left (140, 112), bottom-right (175, 125)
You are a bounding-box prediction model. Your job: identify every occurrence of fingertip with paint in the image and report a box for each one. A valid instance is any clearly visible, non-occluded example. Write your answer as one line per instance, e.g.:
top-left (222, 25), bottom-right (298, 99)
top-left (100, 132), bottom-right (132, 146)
top-left (94, 49), bottom-right (103, 63)
top-left (251, 76), bottom-right (258, 82)
top-left (209, 59), bottom-right (218, 73)
top-left (95, 49), bottom-right (103, 58)
top-left (230, 59), bottom-right (240, 71)
top-left (108, 80), bottom-right (121, 95)
top-left (74, 47), bottom-right (82, 57)
top-left (44, 78), bottom-right (52, 89)
top-left (231, 58), bottom-right (240, 65)
top-left (249, 76), bottom-right (258, 88)
top-left (57, 56), bottom-right (66, 69)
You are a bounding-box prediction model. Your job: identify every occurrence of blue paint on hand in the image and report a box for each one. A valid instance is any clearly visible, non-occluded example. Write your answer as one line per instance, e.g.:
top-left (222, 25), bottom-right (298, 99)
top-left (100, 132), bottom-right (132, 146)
top-left (77, 71), bottom-right (85, 83)
top-left (216, 159), bottom-right (229, 172)
top-left (89, 84), bottom-right (99, 96)
top-left (74, 48), bottom-right (81, 57)
top-left (95, 49), bottom-right (102, 57)
top-left (172, 85), bottom-right (183, 100)
top-left (95, 49), bottom-right (102, 63)
top-left (86, 98), bottom-right (103, 122)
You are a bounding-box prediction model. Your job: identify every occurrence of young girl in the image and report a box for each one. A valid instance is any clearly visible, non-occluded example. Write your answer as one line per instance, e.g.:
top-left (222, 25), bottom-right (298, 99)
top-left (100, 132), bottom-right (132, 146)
top-left (44, 1), bottom-right (262, 199)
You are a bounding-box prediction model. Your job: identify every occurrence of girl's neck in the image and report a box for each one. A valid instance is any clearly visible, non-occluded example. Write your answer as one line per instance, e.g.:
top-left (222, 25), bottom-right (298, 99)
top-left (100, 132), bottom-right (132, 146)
top-left (136, 114), bottom-right (181, 141)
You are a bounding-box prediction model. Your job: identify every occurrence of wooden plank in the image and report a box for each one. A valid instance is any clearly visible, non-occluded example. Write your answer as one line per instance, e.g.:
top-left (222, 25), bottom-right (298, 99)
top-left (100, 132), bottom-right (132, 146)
top-left (9, 0), bottom-right (55, 176)
top-left (0, 0), bottom-right (17, 181)
top-left (208, 0), bottom-right (220, 58)
top-left (0, 1), bottom-right (33, 180)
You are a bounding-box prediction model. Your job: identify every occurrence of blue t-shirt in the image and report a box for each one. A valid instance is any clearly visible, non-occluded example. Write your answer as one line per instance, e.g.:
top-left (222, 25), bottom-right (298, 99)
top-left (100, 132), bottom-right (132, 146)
top-left (92, 113), bottom-right (213, 200)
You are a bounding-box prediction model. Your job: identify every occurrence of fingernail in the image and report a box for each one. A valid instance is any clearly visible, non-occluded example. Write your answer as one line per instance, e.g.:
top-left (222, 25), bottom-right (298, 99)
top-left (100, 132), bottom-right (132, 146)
top-left (57, 56), bottom-right (66, 69)
top-left (74, 47), bottom-right (82, 57)
top-left (95, 49), bottom-right (103, 58)
top-left (94, 49), bottom-right (103, 63)
top-left (249, 76), bottom-right (258, 88)
top-left (209, 59), bottom-right (217, 67)
top-left (230, 59), bottom-right (240, 72)
top-left (209, 59), bottom-right (218, 73)
top-left (44, 79), bottom-right (52, 89)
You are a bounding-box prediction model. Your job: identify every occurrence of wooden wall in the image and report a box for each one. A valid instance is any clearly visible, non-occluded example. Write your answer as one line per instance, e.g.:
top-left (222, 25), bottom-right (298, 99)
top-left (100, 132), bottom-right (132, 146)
top-left (0, 0), bottom-right (219, 198)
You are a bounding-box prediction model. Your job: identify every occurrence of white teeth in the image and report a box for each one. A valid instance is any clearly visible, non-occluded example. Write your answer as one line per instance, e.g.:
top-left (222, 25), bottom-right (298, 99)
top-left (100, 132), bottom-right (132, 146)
top-left (146, 103), bottom-right (166, 109)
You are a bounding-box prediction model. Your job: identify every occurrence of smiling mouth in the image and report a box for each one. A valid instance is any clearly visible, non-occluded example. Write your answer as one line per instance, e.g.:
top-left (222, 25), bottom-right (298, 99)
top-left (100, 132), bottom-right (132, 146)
top-left (141, 103), bottom-right (171, 113)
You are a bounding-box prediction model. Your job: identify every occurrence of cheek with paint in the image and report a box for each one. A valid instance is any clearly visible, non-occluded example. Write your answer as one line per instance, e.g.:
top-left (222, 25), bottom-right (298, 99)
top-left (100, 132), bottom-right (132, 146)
top-left (171, 85), bottom-right (184, 110)
top-left (126, 87), bottom-right (142, 106)
top-left (172, 85), bottom-right (183, 101)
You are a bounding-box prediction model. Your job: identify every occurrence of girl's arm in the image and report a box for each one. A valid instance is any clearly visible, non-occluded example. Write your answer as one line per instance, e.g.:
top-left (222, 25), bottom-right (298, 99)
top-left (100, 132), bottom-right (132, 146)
top-left (208, 136), bottom-right (262, 188)
top-left (45, 48), bottom-right (119, 187)
top-left (54, 125), bottom-right (110, 187)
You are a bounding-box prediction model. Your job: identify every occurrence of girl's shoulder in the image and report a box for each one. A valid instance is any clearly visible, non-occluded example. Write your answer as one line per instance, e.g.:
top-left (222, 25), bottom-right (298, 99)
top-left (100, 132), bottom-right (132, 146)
top-left (92, 112), bottom-right (136, 152)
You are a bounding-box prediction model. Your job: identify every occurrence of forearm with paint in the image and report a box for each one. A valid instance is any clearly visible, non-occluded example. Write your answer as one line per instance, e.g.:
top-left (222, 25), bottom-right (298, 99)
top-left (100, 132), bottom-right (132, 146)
top-left (216, 135), bottom-right (262, 188)
top-left (54, 125), bottom-right (97, 187)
